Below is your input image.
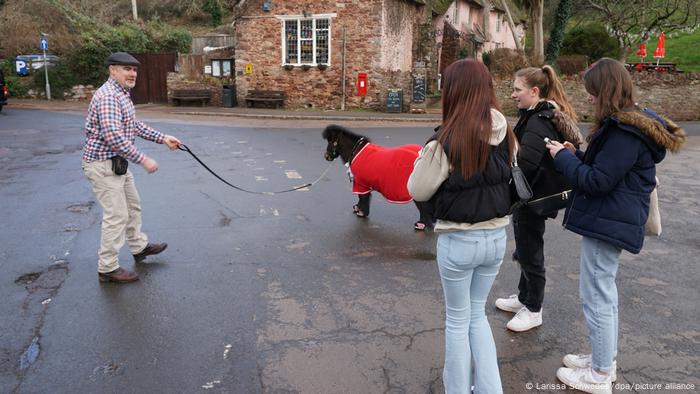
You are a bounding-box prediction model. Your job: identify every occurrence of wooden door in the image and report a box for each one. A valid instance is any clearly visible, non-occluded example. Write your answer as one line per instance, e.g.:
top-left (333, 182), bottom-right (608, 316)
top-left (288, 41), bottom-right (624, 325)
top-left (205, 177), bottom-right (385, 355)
top-left (131, 53), bottom-right (176, 104)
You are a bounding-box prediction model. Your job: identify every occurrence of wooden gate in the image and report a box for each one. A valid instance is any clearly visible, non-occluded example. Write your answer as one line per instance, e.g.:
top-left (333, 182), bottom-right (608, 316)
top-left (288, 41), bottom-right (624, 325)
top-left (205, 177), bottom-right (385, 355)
top-left (131, 53), bottom-right (177, 104)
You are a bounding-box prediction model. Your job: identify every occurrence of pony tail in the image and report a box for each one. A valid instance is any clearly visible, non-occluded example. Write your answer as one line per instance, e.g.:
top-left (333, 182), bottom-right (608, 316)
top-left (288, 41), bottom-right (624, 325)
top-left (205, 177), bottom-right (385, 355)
top-left (542, 65), bottom-right (578, 123)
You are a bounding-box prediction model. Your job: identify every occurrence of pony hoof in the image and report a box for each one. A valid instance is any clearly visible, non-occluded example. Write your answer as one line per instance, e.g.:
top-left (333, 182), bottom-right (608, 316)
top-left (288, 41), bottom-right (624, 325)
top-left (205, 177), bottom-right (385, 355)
top-left (353, 205), bottom-right (367, 217)
top-left (414, 221), bottom-right (427, 231)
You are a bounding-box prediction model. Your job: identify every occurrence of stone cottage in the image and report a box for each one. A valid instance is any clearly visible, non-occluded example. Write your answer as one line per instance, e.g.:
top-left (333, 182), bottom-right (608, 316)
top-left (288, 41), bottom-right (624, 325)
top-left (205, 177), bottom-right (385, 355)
top-left (233, 0), bottom-right (437, 111)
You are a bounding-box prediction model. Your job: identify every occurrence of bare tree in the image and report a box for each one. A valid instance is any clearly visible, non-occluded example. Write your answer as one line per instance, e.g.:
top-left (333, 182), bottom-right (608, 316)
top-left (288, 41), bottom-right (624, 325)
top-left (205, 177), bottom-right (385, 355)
top-left (585, 0), bottom-right (699, 61)
top-left (500, 0), bottom-right (522, 50)
top-left (513, 0), bottom-right (545, 65)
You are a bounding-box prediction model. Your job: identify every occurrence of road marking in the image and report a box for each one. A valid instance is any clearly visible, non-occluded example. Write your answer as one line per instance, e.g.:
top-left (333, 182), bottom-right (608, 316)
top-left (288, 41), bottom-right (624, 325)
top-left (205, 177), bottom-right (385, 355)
top-left (274, 160), bottom-right (286, 164)
top-left (202, 380), bottom-right (221, 389)
top-left (285, 170), bottom-right (302, 179)
top-left (223, 344), bottom-right (232, 359)
top-left (255, 176), bottom-right (268, 181)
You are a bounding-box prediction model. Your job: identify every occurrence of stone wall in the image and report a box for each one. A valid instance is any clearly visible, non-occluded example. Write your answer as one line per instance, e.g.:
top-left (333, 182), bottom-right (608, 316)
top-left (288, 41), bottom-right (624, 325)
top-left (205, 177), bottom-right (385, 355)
top-left (494, 72), bottom-right (700, 121)
top-left (235, 0), bottom-right (427, 111)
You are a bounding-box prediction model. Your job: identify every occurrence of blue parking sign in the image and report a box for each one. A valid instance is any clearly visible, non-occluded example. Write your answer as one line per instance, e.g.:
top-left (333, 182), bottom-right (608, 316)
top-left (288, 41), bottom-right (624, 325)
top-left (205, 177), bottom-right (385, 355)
top-left (40, 37), bottom-right (48, 50)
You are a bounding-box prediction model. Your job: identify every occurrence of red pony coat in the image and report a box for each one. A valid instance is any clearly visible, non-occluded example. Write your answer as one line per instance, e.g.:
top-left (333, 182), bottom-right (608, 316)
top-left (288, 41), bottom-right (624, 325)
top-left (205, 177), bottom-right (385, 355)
top-left (350, 143), bottom-right (422, 203)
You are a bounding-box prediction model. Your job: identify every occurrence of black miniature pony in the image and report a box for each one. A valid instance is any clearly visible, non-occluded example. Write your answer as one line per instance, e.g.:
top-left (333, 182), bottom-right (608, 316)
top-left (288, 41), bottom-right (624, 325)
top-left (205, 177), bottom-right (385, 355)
top-left (322, 124), bottom-right (434, 230)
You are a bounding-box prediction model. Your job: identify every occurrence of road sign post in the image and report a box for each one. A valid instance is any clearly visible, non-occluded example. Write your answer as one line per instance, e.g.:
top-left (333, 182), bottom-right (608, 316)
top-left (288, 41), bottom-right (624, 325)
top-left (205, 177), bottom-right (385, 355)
top-left (40, 35), bottom-right (51, 100)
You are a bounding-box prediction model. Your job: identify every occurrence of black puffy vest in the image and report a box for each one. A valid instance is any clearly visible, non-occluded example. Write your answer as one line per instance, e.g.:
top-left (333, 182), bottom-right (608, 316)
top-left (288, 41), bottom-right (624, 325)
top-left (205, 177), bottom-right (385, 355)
top-left (432, 136), bottom-right (513, 224)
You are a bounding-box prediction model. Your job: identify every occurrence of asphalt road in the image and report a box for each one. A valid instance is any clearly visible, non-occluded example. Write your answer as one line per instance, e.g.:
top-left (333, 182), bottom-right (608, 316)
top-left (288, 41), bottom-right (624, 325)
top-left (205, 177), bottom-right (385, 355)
top-left (1, 109), bottom-right (698, 393)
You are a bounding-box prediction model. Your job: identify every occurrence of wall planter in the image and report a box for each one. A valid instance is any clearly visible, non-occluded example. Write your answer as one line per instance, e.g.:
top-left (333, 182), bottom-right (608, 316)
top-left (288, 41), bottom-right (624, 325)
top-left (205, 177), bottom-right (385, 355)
top-left (317, 64), bottom-right (328, 71)
top-left (301, 64), bottom-right (311, 71)
top-left (283, 65), bottom-right (294, 70)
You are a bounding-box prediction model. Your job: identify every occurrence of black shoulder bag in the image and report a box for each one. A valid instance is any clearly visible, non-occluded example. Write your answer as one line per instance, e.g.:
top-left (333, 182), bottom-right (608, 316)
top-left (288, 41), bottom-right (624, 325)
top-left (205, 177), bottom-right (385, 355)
top-left (510, 155), bottom-right (532, 208)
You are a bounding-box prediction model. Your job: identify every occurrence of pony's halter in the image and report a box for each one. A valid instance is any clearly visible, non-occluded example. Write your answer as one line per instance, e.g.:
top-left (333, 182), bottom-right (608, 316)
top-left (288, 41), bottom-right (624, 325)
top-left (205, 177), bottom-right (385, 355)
top-left (326, 137), bottom-right (366, 162)
top-left (327, 140), bottom-right (340, 160)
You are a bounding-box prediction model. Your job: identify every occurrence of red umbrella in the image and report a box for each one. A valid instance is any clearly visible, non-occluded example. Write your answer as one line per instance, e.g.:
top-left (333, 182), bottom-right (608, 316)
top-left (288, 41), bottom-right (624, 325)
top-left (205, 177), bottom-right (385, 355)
top-left (653, 32), bottom-right (665, 59)
top-left (636, 43), bottom-right (647, 59)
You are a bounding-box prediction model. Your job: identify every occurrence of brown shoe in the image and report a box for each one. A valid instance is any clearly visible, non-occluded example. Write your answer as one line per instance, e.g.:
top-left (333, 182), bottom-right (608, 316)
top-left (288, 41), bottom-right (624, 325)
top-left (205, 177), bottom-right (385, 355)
top-left (133, 242), bottom-right (168, 262)
top-left (98, 267), bottom-right (139, 283)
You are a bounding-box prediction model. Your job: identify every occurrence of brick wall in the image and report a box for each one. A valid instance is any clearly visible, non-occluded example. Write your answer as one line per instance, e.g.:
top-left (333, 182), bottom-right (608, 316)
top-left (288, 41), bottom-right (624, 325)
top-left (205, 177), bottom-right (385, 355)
top-left (235, 0), bottom-right (427, 111)
top-left (494, 72), bottom-right (700, 121)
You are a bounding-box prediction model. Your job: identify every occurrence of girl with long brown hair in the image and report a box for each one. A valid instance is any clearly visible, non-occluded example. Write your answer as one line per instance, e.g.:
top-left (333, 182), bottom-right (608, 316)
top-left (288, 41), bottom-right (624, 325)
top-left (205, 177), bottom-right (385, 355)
top-left (408, 59), bottom-right (516, 394)
top-left (546, 58), bottom-right (685, 393)
top-left (494, 65), bottom-right (582, 332)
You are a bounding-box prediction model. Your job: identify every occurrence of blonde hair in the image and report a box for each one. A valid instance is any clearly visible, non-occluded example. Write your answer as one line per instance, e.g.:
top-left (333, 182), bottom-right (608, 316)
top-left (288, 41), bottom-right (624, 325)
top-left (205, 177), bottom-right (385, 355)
top-left (515, 65), bottom-right (578, 122)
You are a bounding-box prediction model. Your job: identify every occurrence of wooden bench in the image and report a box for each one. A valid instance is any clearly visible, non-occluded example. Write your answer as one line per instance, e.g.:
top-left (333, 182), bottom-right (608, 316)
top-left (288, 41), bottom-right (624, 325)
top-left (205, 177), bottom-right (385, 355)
top-left (245, 90), bottom-right (287, 109)
top-left (171, 89), bottom-right (212, 106)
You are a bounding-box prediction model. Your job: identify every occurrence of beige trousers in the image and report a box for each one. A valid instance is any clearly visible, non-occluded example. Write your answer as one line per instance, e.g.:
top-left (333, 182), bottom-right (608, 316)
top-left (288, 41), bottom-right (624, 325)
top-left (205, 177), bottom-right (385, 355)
top-left (82, 160), bottom-right (149, 273)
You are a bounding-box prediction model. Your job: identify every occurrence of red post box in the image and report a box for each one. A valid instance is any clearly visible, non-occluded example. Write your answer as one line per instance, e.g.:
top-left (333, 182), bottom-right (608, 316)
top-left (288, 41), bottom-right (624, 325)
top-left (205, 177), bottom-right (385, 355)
top-left (357, 73), bottom-right (368, 96)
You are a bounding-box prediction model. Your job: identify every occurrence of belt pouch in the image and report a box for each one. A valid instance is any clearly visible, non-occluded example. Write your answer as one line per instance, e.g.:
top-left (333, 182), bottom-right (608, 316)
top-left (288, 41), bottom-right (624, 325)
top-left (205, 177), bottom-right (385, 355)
top-left (111, 156), bottom-right (128, 175)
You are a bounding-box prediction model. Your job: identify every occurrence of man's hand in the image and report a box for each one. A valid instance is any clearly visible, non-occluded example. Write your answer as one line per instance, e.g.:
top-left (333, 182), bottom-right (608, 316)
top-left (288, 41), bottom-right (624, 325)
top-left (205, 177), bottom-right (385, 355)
top-left (142, 157), bottom-right (159, 173)
top-left (163, 135), bottom-right (182, 150)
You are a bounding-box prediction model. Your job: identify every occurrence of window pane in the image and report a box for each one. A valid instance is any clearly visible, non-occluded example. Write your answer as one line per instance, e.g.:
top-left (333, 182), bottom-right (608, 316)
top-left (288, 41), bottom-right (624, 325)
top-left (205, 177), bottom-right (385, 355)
top-left (316, 18), bottom-right (329, 30)
top-left (212, 60), bottom-right (221, 77)
top-left (316, 30), bottom-right (329, 64)
top-left (285, 20), bottom-right (298, 64)
top-left (300, 40), bottom-right (313, 63)
top-left (222, 60), bottom-right (231, 76)
top-left (301, 20), bottom-right (313, 39)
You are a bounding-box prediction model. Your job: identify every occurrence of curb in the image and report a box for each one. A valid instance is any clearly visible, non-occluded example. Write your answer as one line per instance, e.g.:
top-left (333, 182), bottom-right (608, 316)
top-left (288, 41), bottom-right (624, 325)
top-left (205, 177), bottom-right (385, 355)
top-left (173, 111), bottom-right (442, 122)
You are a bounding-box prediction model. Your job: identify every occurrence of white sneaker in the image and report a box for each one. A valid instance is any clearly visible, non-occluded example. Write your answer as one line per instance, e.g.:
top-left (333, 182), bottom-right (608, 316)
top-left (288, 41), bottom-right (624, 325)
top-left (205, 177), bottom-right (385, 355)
top-left (557, 367), bottom-right (612, 394)
top-left (563, 354), bottom-right (617, 381)
top-left (506, 307), bottom-right (542, 332)
top-left (495, 294), bottom-right (524, 313)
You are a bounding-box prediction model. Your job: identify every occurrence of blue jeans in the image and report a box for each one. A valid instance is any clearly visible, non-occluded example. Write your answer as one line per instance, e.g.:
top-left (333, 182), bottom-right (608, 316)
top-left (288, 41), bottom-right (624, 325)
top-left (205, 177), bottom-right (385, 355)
top-left (580, 236), bottom-right (622, 373)
top-left (437, 228), bottom-right (506, 394)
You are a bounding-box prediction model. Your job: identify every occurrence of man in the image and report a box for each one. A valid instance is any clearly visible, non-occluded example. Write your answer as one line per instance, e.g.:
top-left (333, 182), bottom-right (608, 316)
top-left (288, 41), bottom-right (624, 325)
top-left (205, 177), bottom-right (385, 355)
top-left (82, 52), bottom-right (181, 283)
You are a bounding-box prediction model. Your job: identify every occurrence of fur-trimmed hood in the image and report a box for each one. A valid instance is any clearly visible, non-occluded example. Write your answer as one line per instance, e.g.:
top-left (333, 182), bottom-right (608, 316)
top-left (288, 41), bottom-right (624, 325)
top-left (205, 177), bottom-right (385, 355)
top-left (612, 109), bottom-right (686, 154)
top-left (550, 108), bottom-right (584, 146)
top-left (527, 100), bottom-right (584, 146)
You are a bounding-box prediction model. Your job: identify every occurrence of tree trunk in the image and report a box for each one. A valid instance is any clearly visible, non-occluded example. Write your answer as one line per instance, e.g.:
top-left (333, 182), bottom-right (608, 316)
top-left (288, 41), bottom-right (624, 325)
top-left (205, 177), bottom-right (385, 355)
top-left (500, 0), bottom-right (521, 50)
top-left (545, 0), bottom-right (571, 63)
top-left (530, 0), bottom-right (544, 65)
top-left (483, 0), bottom-right (492, 42)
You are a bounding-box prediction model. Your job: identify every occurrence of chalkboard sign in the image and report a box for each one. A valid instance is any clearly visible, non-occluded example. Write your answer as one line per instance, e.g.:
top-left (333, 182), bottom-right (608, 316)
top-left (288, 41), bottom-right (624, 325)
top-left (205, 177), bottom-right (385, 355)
top-left (386, 88), bottom-right (402, 113)
top-left (413, 75), bottom-right (426, 103)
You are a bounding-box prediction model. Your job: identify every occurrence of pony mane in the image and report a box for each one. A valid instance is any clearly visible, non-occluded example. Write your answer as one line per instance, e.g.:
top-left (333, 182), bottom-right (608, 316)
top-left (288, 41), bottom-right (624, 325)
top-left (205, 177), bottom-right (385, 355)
top-left (322, 124), bottom-right (371, 143)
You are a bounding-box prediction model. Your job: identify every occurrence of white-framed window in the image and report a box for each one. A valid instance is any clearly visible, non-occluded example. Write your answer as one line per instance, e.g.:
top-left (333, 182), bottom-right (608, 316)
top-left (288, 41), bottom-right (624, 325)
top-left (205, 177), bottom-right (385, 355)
top-left (211, 59), bottom-right (232, 77)
top-left (279, 14), bottom-right (334, 66)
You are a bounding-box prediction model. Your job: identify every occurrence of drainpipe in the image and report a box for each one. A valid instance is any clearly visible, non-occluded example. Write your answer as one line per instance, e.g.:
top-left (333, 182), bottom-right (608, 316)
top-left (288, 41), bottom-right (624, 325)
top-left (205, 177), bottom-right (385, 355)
top-left (341, 28), bottom-right (347, 111)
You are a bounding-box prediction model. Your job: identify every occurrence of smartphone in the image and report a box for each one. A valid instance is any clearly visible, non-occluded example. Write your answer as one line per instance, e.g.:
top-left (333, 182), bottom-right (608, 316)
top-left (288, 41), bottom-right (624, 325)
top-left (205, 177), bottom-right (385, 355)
top-left (544, 137), bottom-right (552, 144)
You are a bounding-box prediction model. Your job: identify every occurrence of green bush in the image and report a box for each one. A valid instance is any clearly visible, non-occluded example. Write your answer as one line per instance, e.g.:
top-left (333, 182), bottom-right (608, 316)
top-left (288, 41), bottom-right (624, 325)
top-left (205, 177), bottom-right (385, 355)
top-left (1, 58), bottom-right (31, 97)
top-left (482, 52), bottom-right (492, 68)
top-left (30, 60), bottom-right (78, 99)
top-left (561, 23), bottom-right (620, 62)
top-left (60, 21), bottom-right (192, 89)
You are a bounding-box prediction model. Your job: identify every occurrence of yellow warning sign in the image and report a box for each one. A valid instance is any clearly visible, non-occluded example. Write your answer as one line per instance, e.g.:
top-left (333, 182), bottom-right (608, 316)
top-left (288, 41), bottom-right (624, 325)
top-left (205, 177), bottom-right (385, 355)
top-left (245, 64), bottom-right (253, 74)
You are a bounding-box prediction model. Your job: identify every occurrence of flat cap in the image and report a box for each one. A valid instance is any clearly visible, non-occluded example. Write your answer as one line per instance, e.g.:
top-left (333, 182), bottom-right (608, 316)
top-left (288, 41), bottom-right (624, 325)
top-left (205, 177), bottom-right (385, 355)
top-left (106, 52), bottom-right (140, 66)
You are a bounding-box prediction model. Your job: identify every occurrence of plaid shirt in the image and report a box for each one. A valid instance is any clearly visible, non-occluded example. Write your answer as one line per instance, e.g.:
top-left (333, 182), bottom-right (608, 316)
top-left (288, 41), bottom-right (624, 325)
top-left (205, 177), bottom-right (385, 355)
top-left (82, 78), bottom-right (164, 164)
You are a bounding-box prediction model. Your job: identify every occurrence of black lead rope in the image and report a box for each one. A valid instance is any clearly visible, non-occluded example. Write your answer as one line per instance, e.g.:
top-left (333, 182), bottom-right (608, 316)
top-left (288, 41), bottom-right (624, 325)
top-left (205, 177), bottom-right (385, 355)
top-left (177, 144), bottom-right (331, 195)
